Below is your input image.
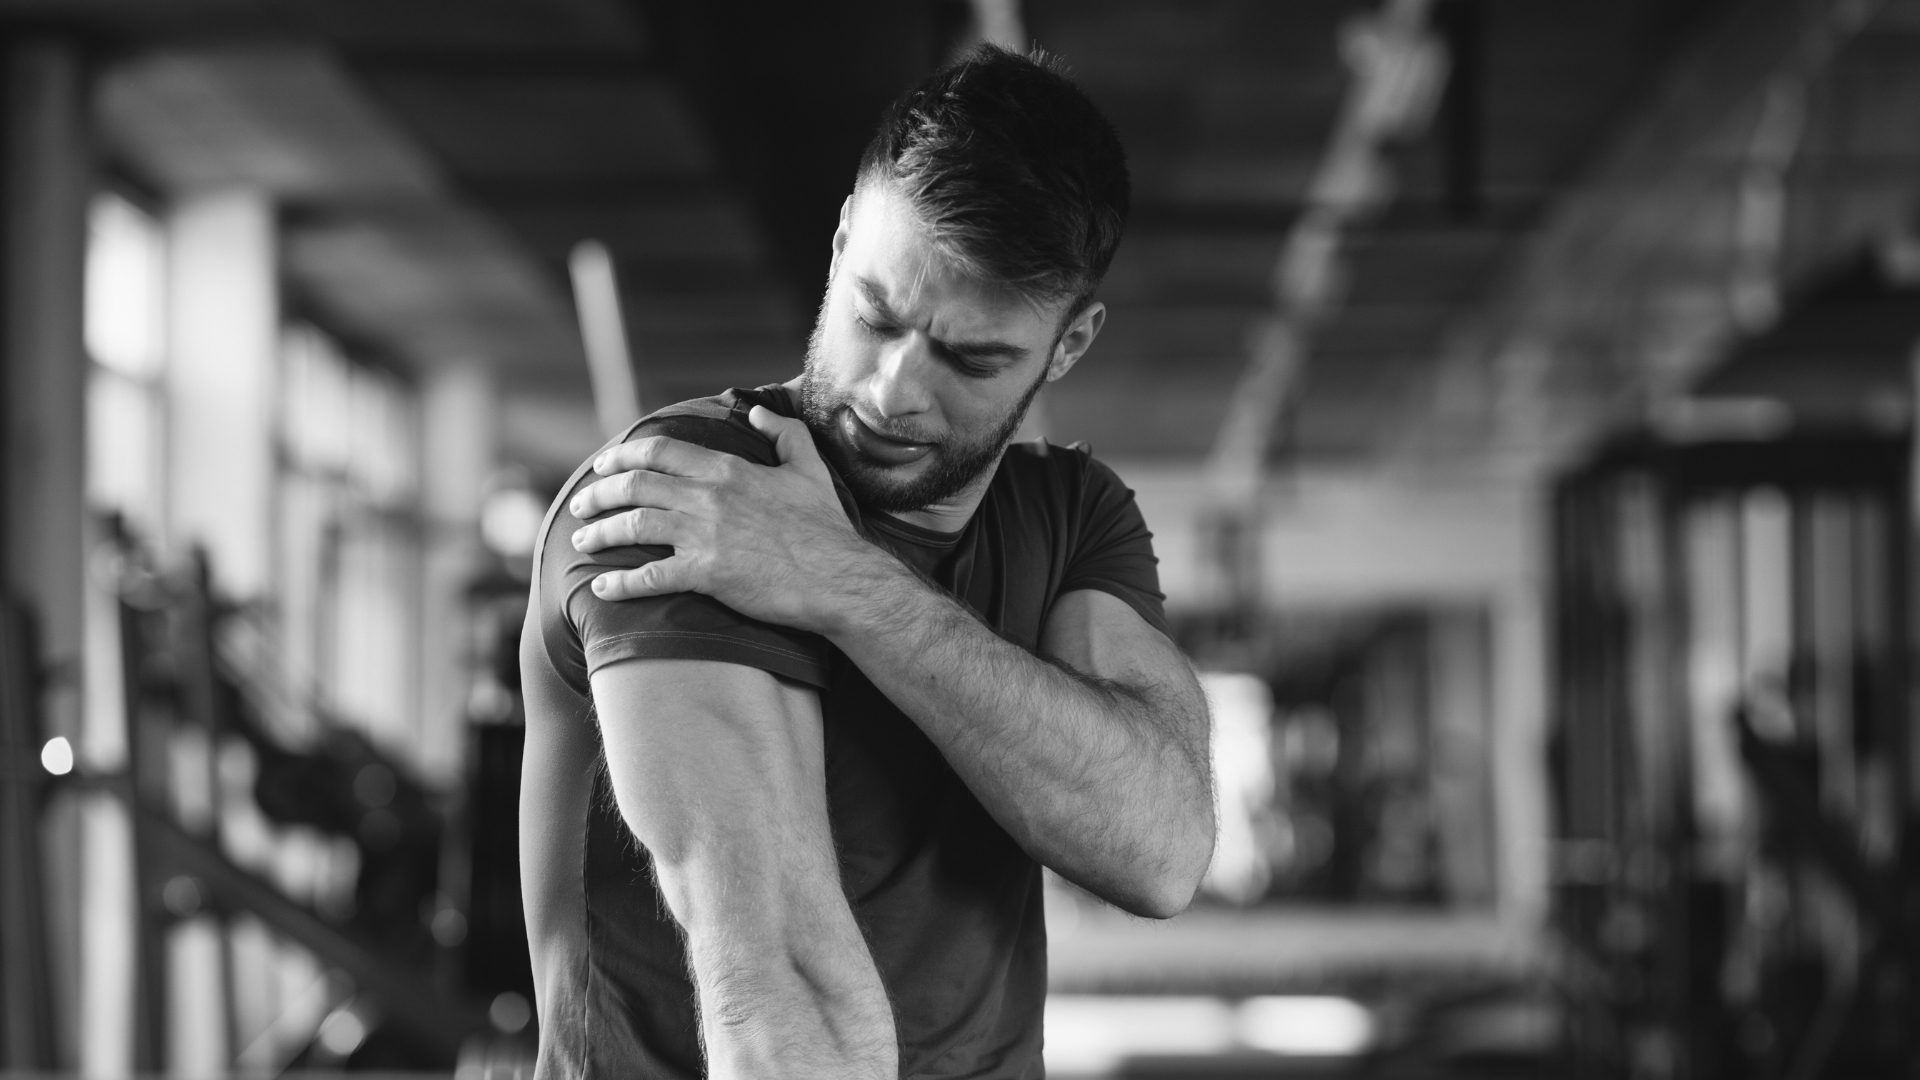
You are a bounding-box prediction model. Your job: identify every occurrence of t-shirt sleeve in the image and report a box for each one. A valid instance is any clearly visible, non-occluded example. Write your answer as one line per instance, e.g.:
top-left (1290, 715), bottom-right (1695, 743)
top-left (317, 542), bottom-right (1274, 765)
top-left (549, 408), bottom-right (832, 689)
top-left (1058, 454), bottom-right (1173, 638)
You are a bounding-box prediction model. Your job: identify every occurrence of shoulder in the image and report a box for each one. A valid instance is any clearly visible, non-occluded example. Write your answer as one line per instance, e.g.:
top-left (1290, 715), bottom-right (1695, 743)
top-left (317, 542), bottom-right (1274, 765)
top-left (532, 385), bottom-right (791, 591)
top-left (612, 386), bottom-right (790, 471)
top-left (996, 438), bottom-right (1135, 514)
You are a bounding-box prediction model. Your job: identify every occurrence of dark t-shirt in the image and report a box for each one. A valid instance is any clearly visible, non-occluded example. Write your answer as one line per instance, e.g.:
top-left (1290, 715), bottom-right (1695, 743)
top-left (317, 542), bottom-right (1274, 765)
top-left (519, 384), bottom-right (1168, 1080)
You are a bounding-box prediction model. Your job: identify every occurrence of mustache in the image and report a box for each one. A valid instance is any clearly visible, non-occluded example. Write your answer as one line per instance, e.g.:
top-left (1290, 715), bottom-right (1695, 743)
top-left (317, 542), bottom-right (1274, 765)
top-left (845, 406), bottom-right (941, 447)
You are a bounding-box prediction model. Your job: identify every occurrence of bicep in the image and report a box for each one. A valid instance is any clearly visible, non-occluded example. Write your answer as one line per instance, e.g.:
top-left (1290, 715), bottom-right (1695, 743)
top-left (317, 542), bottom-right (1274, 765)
top-left (589, 657), bottom-right (831, 934)
top-left (1041, 588), bottom-right (1197, 699)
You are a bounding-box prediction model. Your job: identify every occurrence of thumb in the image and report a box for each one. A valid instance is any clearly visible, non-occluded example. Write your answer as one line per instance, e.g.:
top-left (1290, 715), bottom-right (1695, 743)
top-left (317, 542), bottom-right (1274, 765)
top-left (749, 406), bottom-right (827, 474)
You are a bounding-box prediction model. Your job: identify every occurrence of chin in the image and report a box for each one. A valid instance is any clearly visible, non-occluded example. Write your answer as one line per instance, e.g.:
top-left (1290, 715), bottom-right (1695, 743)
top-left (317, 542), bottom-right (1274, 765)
top-left (838, 458), bottom-right (943, 514)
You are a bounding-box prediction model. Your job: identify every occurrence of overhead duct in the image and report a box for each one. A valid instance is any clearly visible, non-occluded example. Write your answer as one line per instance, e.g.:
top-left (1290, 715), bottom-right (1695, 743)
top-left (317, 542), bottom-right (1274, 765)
top-left (568, 239), bottom-right (641, 439)
top-left (1199, 0), bottom-right (1449, 614)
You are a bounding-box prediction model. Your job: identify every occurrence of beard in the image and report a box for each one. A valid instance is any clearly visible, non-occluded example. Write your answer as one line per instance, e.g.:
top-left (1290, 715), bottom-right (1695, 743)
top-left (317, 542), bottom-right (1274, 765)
top-left (800, 314), bottom-right (1046, 515)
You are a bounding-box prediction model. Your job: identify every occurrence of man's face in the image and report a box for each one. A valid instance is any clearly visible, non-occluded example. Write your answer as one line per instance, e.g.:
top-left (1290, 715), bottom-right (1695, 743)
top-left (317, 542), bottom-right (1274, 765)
top-left (800, 183), bottom-right (1100, 514)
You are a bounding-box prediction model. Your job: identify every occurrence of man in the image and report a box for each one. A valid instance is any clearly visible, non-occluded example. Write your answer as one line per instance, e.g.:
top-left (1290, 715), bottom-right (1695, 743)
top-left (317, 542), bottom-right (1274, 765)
top-left (520, 45), bottom-right (1214, 1080)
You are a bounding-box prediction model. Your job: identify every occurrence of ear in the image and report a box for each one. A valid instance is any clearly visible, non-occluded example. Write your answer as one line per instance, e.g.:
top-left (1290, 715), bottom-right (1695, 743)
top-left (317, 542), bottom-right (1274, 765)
top-left (829, 195), bottom-right (854, 277)
top-left (1046, 300), bottom-right (1106, 382)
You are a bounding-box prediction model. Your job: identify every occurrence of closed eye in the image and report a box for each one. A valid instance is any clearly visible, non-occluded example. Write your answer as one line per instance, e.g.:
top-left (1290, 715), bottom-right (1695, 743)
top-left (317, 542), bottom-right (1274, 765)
top-left (855, 313), bottom-right (901, 339)
top-left (936, 345), bottom-right (1002, 379)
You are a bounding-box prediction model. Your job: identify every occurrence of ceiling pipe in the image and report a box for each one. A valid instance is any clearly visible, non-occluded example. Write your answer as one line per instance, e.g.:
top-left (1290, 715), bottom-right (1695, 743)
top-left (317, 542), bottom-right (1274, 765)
top-left (568, 239), bottom-right (642, 439)
top-left (1198, 0), bottom-right (1448, 615)
top-left (1207, 0), bottom-right (1448, 504)
top-left (969, 0), bottom-right (1028, 52)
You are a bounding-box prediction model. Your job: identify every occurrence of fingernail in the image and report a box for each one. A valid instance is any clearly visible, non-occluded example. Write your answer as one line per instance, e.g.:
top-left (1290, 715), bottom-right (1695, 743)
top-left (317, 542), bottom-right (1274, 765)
top-left (569, 498), bottom-right (583, 516)
top-left (592, 577), bottom-right (609, 595)
top-left (570, 530), bottom-right (585, 550)
top-left (593, 454), bottom-right (608, 472)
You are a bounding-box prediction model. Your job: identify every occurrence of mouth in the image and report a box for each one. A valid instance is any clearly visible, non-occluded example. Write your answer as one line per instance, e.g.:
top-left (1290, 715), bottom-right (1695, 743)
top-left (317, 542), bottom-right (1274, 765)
top-left (838, 408), bottom-right (934, 467)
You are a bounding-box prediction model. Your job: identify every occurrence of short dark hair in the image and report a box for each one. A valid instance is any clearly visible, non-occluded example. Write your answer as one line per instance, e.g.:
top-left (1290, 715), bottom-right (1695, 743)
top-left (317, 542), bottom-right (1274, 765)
top-left (856, 44), bottom-right (1130, 317)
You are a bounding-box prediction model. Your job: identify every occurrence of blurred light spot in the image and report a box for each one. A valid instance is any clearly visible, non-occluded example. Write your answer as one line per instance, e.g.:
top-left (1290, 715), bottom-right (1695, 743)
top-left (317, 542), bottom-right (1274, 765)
top-left (41, 736), bottom-right (73, 775)
top-left (467, 676), bottom-right (517, 724)
top-left (1282, 706), bottom-right (1340, 776)
top-left (1044, 996), bottom-right (1234, 1075)
top-left (482, 487), bottom-right (545, 559)
top-left (161, 875), bottom-right (203, 918)
top-left (432, 906), bottom-right (468, 947)
top-left (489, 991), bottom-right (532, 1034)
top-left (316, 1006), bottom-right (368, 1058)
top-left (1236, 996), bottom-right (1374, 1055)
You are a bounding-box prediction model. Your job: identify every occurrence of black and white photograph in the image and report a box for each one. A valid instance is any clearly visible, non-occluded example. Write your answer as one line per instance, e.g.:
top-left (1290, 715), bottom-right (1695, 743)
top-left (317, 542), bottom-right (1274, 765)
top-left (1, 1), bottom-right (1918, 1077)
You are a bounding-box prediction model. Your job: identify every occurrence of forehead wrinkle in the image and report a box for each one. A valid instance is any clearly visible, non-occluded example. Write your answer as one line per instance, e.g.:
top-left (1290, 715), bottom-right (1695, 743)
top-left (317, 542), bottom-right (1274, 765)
top-left (905, 254), bottom-right (931, 311)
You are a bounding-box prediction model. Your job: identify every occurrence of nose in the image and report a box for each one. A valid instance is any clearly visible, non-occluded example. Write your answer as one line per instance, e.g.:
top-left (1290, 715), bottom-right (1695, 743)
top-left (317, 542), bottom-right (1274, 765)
top-left (866, 335), bottom-right (935, 421)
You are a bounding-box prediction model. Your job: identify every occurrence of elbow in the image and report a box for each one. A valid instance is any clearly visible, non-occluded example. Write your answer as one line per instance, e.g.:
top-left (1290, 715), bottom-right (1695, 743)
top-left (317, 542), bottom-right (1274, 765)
top-left (1116, 861), bottom-right (1204, 920)
top-left (1120, 880), bottom-right (1197, 921)
top-left (1116, 822), bottom-right (1215, 921)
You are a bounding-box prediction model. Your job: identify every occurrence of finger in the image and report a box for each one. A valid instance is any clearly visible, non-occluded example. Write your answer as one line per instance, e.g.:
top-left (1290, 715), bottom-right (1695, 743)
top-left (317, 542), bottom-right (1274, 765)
top-left (570, 507), bottom-right (689, 553)
top-left (569, 468), bottom-right (696, 520)
top-left (591, 435), bottom-right (732, 480)
top-left (747, 406), bottom-right (828, 475)
top-left (590, 556), bottom-right (696, 601)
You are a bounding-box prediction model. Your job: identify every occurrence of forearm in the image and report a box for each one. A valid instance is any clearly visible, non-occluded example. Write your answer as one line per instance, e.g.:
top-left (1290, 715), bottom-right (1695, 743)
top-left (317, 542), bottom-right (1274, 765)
top-left (670, 849), bottom-right (895, 1079)
top-left (821, 556), bottom-right (1213, 917)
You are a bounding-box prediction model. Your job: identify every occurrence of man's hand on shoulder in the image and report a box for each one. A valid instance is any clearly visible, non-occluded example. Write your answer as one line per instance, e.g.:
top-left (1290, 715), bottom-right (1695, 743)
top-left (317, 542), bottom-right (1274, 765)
top-left (568, 406), bottom-right (892, 633)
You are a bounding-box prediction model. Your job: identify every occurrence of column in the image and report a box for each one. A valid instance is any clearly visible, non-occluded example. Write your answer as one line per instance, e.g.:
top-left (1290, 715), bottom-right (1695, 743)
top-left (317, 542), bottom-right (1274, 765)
top-left (0, 37), bottom-right (106, 1077)
top-left (162, 189), bottom-right (276, 1080)
top-left (418, 363), bottom-right (497, 785)
top-left (3, 40), bottom-right (88, 772)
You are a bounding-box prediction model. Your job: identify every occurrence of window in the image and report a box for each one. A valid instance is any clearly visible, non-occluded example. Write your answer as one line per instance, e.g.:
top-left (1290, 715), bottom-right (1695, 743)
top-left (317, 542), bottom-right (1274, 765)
top-left (84, 193), bottom-right (167, 539)
top-left (276, 324), bottom-right (423, 764)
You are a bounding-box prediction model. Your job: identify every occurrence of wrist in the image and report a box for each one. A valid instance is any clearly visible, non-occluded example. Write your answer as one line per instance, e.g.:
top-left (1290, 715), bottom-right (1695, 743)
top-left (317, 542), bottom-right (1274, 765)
top-left (808, 538), bottom-right (920, 641)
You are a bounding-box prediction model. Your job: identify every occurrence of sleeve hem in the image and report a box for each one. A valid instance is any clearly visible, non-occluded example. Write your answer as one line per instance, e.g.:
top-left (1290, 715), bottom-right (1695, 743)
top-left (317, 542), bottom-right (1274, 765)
top-left (1054, 579), bottom-right (1173, 638)
top-left (584, 630), bottom-right (831, 689)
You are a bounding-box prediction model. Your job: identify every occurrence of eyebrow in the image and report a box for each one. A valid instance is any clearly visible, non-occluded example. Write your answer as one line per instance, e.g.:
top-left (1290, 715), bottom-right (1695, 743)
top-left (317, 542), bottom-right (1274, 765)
top-left (854, 276), bottom-right (1029, 363)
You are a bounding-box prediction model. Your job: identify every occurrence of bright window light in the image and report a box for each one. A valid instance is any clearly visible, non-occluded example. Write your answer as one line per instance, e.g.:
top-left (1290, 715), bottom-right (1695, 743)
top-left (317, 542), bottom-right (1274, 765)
top-left (85, 194), bottom-right (166, 379)
top-left (41, 736), bottom-right (73, 776)
top-left (1199, 671), bottom-right (1275, 903)
top-left (1236, 995), bottom-right (1375, 1055)
top-left (1044, 996), bottom-right (1234, 1075)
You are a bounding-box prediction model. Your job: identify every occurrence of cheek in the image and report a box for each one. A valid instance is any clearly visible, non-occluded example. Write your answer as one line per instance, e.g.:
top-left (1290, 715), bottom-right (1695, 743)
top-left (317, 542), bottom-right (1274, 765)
top-left (816, 308), bottom-right (880, 384)
top-left (934, 381), bottom-right (1020, 440)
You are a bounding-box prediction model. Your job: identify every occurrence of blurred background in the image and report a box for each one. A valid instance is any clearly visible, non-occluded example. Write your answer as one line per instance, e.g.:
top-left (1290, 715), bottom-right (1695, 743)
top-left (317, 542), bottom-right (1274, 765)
top-left (0, 0), bottom-right (1918, 1077)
